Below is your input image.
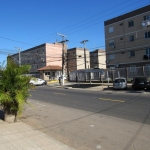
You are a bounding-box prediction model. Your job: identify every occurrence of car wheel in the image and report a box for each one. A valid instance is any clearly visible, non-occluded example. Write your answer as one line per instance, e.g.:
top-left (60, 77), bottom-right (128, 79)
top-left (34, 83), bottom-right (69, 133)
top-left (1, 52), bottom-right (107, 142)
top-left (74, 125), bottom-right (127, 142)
top-left (132, 85), bottom-right (136, 90)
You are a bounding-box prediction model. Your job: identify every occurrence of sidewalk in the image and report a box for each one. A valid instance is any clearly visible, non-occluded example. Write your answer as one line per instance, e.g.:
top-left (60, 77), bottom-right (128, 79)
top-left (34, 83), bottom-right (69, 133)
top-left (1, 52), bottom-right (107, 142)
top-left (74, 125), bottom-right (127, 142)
top-left (47, 81), bottom-right (150, 94)
top-left (0, 119), bottom-right (75, 150)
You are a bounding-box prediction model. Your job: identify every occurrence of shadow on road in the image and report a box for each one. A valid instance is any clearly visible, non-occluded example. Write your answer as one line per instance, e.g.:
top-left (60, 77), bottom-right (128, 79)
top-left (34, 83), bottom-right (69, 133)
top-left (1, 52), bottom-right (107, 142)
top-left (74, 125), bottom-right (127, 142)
top-left (0, 109), bottom-right (4, 120)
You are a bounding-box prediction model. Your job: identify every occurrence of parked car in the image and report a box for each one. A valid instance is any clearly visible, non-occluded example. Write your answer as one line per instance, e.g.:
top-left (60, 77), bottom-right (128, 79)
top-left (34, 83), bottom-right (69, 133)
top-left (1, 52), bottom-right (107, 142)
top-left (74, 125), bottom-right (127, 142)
top-left (113, 78), bottom-right (127, 90)
top-left (29, 78), bottom-right (47, 85)
top-left (131, 76), bottom-right (150, 90)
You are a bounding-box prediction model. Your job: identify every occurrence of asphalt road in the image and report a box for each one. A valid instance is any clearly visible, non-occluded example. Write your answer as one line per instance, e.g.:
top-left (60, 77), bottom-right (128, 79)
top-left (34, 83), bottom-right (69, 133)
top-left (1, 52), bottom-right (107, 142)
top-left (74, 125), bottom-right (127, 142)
top-left (29, 85), bottom-right (150, 124)
top-left (21, 85), bottom-right (150, 150)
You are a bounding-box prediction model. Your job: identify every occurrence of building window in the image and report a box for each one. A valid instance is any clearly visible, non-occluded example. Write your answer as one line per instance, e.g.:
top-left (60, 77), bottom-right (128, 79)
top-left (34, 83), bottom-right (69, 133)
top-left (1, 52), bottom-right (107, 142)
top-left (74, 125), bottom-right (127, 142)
top-left (129, 35), bottom-right (134, 42)
top-left (45, 72), bottom-right (50, 75)
top-left (130, 65), bottom-right (136, 72)
top-left (146, 48), bottom-right (150, 58)
top-left (143, 15), bottom-right (150, 21)
top-left (129, 51), bottom-right (135, 57)
top-left (120, 37), bottom-right (123, 40)
top-left (145, 31), bottom-right (150, 39)
top-left (109, 40), bottom-right (114, 46)
top-left (109, 27), bottom-right (114, 33)
top-left (119, 23), bottom-right (123, 26)
top-left (145, 64), bottom-right (150, 71)
top-left (109, 54), bottom-right (115, 60)
top-left (128, 20), bottom-right (134, 27)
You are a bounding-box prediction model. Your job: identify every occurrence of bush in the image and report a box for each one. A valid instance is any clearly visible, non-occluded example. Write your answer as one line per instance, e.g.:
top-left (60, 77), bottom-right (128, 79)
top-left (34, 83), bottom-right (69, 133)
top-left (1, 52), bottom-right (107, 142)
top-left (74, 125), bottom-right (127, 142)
top-left (0, 57), bottom-right (33, 122)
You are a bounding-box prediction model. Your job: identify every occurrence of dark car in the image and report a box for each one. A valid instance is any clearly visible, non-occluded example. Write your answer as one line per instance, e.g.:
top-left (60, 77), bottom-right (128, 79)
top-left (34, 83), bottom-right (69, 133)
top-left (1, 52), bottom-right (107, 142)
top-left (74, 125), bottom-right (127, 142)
top-left (131, 76), bottom-right (150, 90)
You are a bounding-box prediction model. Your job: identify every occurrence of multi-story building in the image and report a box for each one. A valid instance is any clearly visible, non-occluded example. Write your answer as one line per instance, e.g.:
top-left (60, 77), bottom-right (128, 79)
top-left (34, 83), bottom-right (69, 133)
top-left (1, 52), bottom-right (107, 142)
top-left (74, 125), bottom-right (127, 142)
top-left (90, 49), bottom-right (106, 69)
top-left (67, 47), bottom-right (90, 72)
top-left (104, 5), bottom-right (150, 70)
top-left (11, 43), bottom-right (67, 79)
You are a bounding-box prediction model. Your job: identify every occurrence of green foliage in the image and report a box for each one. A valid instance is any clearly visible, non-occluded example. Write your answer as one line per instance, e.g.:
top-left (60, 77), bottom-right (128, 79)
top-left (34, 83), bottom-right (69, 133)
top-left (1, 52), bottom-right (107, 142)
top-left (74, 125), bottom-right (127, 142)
top-left (0, 57), bottom-right (33, 117)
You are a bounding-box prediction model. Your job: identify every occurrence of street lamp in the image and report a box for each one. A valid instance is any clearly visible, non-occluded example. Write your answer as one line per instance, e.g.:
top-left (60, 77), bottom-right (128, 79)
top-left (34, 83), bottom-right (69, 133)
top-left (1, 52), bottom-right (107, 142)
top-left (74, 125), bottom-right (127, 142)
top-left (80, 40), bottom-right (89, 69)
top-left (57, 33), bottom-right (69, 86)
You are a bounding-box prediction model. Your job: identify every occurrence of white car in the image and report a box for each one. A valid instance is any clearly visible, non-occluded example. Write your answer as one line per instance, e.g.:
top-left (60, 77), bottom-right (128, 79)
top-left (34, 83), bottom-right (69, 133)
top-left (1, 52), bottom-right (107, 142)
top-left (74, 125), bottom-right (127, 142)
top-left (29, 78), bottom-right (47, 85)
top-left (113, 78), bottom-right (127, 90)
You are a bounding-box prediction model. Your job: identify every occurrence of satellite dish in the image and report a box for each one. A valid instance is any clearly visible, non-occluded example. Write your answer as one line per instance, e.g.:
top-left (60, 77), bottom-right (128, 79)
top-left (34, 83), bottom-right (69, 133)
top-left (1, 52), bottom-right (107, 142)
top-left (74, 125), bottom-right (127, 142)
top-left (142, 21), bottom-right (146, 26)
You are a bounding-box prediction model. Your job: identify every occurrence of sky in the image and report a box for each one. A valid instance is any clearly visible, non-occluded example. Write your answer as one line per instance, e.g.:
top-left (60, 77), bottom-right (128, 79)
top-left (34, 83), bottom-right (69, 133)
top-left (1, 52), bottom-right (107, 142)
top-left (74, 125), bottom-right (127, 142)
top-left (0, 0), bottom-right (149, 63)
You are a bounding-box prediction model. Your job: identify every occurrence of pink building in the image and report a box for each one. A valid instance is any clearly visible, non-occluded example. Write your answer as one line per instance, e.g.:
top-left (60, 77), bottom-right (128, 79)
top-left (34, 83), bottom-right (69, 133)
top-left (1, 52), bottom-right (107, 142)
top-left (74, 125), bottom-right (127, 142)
top-left (12, 43), bottom-right (67, 79)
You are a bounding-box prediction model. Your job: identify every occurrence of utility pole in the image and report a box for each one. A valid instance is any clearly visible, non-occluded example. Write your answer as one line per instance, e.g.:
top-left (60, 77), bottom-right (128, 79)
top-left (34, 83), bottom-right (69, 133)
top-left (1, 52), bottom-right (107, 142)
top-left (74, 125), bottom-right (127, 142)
top-left (15, 47), bottom-right (22, 66)
top-left (80, 40), bottom-right (88, 69)
top-left (57, 33), bottom-right (69, 86)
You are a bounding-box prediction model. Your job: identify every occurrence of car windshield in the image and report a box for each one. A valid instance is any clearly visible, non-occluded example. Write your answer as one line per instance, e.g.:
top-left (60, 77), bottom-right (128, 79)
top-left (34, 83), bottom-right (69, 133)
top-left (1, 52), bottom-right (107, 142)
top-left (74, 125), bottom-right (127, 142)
top-left (114, 79), bottom-right (125, 83)
top-left (135, 77), bottom-right (147, 82)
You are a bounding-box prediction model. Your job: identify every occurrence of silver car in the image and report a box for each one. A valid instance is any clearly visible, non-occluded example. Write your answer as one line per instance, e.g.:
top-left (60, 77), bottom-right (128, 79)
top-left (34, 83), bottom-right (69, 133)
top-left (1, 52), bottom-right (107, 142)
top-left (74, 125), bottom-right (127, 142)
top-left (113, 78), bottom-right (127, 90)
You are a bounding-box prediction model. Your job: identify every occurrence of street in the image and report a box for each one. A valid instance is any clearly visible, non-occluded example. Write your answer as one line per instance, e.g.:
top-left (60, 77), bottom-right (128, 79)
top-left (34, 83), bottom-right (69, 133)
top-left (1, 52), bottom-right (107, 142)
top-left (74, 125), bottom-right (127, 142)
top-left (21, 86), bottom-right (150, 150)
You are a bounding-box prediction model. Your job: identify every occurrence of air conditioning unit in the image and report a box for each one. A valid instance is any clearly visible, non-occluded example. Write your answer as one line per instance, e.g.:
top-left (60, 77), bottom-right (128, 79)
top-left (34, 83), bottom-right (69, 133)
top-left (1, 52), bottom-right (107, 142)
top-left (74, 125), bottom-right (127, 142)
top-left (146, 21), bottom-right (150, 27)
top-left (106, 60), bottom-right (109, 63)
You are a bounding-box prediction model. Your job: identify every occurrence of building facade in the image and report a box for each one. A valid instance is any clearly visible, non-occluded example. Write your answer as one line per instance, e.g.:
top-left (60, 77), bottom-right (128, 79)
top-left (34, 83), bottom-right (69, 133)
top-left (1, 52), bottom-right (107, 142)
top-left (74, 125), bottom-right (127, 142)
top-left (104, 5), bottom-right (150, 70)
top-left (12, 43), bottom-right (66, 77)
top-left (90, 49), bottom-right (106, 69)
top-left (67, 47), bottom-right (90, 72)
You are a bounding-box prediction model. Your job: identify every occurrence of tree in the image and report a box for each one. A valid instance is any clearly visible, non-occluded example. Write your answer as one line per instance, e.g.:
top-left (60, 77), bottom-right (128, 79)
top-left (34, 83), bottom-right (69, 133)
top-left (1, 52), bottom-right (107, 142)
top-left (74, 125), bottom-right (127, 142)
top-left (0, 57), bottom-right (33, 122)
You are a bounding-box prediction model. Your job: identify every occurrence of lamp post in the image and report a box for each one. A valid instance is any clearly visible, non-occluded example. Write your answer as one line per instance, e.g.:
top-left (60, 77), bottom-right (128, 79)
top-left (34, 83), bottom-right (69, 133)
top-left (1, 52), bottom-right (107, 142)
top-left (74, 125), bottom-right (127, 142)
top-left (57, 33), bottom-right (69, 86)
top-left (80, 40), bottom-right (88, 69)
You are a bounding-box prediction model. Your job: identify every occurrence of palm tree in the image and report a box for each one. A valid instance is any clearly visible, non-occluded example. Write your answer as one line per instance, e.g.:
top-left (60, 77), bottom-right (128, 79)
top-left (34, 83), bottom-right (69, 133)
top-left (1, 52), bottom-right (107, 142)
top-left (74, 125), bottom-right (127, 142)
top-left (0, 57), bottom-right (33, 122)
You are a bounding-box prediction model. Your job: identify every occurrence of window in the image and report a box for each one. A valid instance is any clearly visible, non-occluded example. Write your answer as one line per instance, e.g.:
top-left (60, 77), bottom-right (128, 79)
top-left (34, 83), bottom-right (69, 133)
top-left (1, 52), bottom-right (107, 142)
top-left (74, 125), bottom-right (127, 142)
top-left (43, 49), bottom-right (45, 54)
top-left (130, 65), bottom-right (136, 72)
top-left (143, 15), bottom-right (150, 21)
top-left (119, 23), bottom-right (123, 26)
top-left (45, 72), bottom-right (50, 75)
top-left (129, 35), bottom-right (134, 42)
top-left (109, 54), bottom-right (115, 60)
top-left (120, 37), bottom-right (123, 40)
top-left (109, 27), bottom-right (114, 33)
top-left (109, 40), bottom-right (114, 46)
top-left (128, 20), bottom-right (134, 27)
top-left (129, 51), bottom-right (135, 57)
top-left (145, 64), bottom-right (150, 71)
top-left (145, 31), bottom-right (150, 39)
top-left (146, 48), bottom-right (150, 58)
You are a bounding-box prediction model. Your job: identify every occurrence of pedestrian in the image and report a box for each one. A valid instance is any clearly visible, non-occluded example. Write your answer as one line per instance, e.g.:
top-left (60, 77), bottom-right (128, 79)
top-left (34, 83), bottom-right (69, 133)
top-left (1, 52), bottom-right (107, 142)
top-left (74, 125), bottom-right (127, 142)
top-left (49, 75), bottom-right (51, 82)
top-left (58, 76), bottom-right (61, 85)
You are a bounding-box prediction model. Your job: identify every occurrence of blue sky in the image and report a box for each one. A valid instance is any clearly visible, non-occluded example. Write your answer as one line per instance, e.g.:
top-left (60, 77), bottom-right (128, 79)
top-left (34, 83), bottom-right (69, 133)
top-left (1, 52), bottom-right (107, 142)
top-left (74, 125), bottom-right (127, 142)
top-left (0, 0), bottom-right (149, 62)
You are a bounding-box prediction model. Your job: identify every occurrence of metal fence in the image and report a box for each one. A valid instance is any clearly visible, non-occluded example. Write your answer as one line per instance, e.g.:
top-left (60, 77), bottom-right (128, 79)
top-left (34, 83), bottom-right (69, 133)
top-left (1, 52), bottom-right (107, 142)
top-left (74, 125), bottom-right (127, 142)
top-left (69, 66), bottom-right (150, 82)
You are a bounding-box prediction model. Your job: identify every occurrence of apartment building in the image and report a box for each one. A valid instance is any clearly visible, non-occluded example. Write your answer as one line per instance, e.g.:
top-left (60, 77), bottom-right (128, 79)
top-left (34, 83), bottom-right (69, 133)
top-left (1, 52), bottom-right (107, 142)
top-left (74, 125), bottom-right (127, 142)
top-left (67, 47), bottom-right (90, 72)
top-left (12, 43), bottom-right (67, 79)
top-left (104, 5), bottom-right (150, 70)
top-left (90, 49), bottom-right (106, 69)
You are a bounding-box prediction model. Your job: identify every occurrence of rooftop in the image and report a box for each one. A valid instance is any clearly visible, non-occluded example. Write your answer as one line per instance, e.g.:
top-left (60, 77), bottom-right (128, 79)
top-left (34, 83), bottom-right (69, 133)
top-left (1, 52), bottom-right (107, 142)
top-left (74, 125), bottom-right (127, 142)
top-left (38, 65), bottom-right (62, 71)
